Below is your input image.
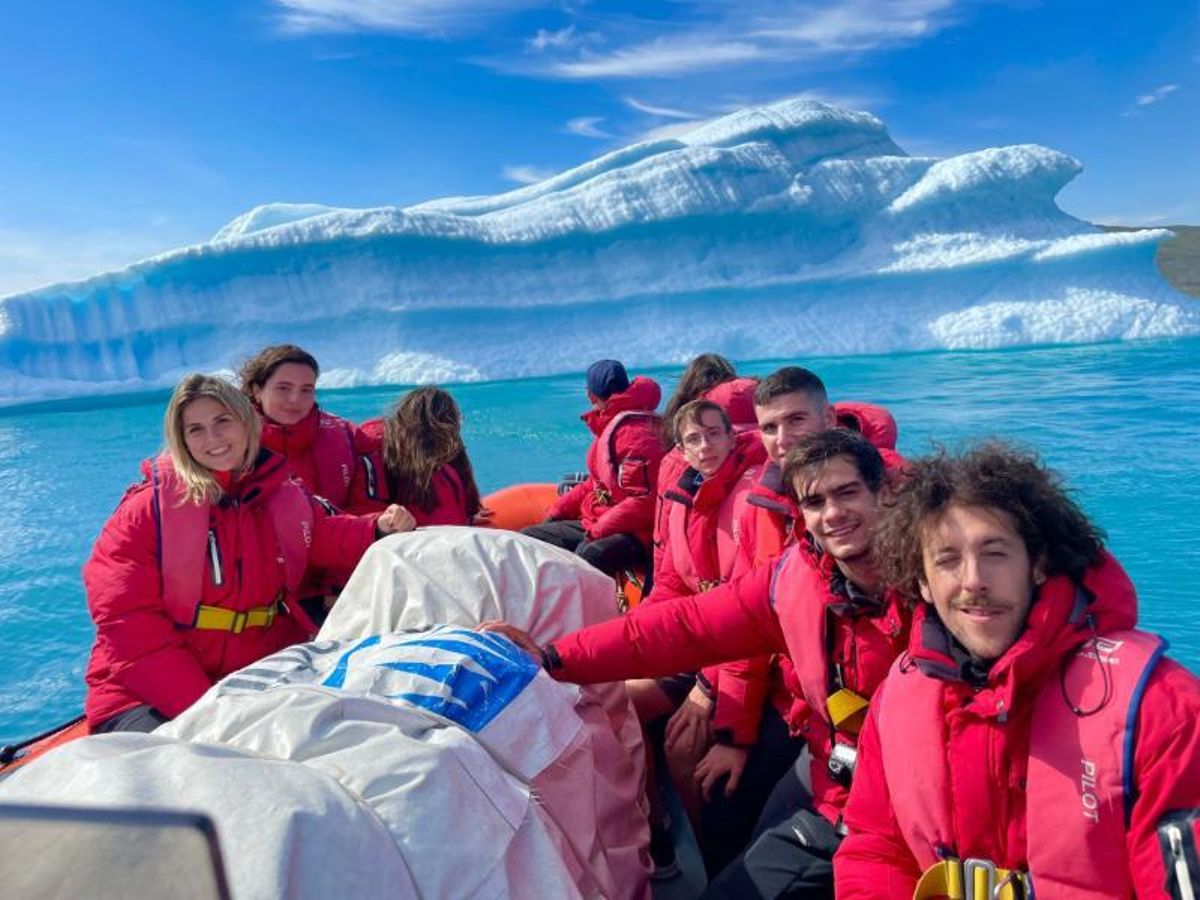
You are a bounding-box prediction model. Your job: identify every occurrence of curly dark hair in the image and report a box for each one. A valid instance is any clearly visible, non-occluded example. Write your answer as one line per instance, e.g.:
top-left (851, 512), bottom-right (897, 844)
top-left (875, 441), bottom-right (1105, 602)
top-left (780, 428), bottom-right (886, 497)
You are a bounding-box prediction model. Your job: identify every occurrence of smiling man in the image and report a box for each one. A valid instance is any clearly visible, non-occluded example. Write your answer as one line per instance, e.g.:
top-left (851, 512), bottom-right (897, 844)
top-left (483, 428), bottom-right (911, 897)
top-left (836, 443), bottom-right (1200, 898)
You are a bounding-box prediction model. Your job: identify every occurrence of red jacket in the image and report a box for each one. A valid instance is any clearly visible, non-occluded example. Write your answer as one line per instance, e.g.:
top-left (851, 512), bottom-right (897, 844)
top-left (648, 431), bottom-right (766, 746)
top-left (347, 418), bottom-right (474, 526)
top-left (548, 539), bottom-right (909, 817)
top-left (83, 450), bottom-right (378, 729)
top-left (547, 377), bottom-right (665, 545)
top-left (258, 406), bottom-right (357, 509)
top-left (836, 553), bottom-right (1200, 897)
top-left (653, 376), bottom-right (760, 577)
top-left (650, 430), bottom-right (766, 602)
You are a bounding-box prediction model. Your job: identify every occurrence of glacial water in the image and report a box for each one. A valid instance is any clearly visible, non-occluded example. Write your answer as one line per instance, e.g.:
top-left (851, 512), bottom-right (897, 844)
top-left (1, 336), bottom-right (1198, 743)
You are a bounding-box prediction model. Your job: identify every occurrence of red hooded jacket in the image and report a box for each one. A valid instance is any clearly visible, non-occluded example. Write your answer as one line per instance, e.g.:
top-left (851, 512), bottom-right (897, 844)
top-left (547, 537), bottom-right (910, 817)
top-left (546, 376), bottom-right (665, 545)
top-left (346, 418), bottom-right (474, 526)
top-left (654, 376), bottom-right (760, 578)
top-left (83, 450), bottom-right (379, 729)
top-left (258, 406), bottom-right (357, 509)
top-left (836, 553), bottom-right (1200, 897)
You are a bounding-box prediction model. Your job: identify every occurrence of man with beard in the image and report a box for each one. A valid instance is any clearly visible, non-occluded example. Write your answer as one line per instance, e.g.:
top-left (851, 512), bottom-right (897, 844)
top-left (836, 443), bottom-right (1200, 898)
top-left (485, 428), bottom-right (911, 897)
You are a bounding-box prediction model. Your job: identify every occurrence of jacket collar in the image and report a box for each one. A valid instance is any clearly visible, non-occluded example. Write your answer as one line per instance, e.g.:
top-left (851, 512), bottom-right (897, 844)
top-left (581, 376), bottom-right (662, 436)
top-left (908, 551), bottom-right (1138, 707)
top-left (259, 405), bottom-right (321, 456)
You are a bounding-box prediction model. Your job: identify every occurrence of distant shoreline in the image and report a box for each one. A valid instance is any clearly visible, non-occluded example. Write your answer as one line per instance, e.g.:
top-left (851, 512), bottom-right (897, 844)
top-left (1104, 224), bottom-right (1200, 298)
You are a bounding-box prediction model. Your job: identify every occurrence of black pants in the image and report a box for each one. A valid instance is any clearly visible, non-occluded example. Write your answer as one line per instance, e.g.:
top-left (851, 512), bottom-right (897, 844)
top-left (701, 764), bottom-right (842, 899)
top-left (520, 519), bottom-right (646, 577)
top-left (700, 706), bottom-right (806, 877)
top-left (94, 704), bottom-right (170, 734)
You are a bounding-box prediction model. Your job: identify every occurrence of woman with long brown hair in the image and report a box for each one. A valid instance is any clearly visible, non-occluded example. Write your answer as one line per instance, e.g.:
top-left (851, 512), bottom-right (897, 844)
top-left (349, 386), bottom-right (483, 526)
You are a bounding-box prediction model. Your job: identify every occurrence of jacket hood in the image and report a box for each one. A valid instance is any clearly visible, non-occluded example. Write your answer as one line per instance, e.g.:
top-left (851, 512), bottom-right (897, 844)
top-left (910, 550), bottom-right (1138, 700)
top-left (704, 377), bottom-right (759, 430)
top-left (582, 376), bottom-right (662, 435)
top-left (834, 401), bottom-right (898, 451)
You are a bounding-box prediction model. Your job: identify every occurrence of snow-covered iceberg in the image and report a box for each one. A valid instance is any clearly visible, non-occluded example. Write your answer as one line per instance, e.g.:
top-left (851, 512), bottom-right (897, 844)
top-left (0, 98), bottom-right (1194, 405)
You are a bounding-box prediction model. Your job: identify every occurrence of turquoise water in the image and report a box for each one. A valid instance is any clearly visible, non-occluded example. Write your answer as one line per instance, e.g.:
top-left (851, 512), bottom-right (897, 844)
top-left (2, 337), bottom-right (1198, 743)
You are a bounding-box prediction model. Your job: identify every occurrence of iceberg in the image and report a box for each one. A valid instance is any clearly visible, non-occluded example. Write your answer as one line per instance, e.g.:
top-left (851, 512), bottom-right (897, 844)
top-left (0, 98), bottom-right (1194, 406)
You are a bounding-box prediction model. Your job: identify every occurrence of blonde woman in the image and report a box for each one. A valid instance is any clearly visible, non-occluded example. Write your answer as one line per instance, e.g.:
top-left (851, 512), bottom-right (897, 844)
top-left (82, 374), bottom-right (413, 733)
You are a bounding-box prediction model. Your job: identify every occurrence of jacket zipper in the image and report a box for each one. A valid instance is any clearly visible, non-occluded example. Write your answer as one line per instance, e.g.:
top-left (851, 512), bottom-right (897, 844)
top-left (207, 528), bottom-right (224, 586)
top-left (1167, 824), bottom-right (1196, 900)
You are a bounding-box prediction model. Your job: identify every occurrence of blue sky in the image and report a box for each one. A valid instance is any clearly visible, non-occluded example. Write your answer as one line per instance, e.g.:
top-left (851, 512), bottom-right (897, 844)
top-left (0, 0), bottom-right (1195, 295)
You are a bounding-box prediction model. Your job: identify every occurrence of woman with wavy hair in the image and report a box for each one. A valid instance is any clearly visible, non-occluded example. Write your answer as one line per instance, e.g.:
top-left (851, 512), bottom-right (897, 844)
top-left (349, 386), bottom-right (484, 526)
top-left (82, 374), bottom-right (414, 734)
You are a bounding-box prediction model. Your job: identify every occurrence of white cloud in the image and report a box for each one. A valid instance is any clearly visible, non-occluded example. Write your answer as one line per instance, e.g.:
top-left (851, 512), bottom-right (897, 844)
top-left (528, 25), bottom-right (579, 51)
top-left (525, 0), bottom-right (962, 80)
top-left (1122, 84), bottom-right (1180, 117)
top-left (552, 37), bottom-right (767, 79)
top-left (273, 0), bottom-right (549, 36)
top-left (1135, 84), bottom-right (1179, 107)
top-left (501, 164), bottom-right (557, 184)
top-left (624, 97), bottom-right (696, 119)
top-left (564, 116), bottom-right (611, 138)
top-left (748, 0), bottom-right (956, 50)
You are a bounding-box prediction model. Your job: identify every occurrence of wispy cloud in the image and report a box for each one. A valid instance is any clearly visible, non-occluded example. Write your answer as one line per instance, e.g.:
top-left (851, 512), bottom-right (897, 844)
top-left (624, 97), bottom-right (696, 119)
top-left (1122, 83), bottom-right (1180, 116)
top-left (528, 24), bottom-right (579, 51)
top-left (273, 0), bottom-right (548, 36)
top-left (747, 0), bottom-right (956, 51)
top-left (564, 116), bottom-right (611, 138)
top-left (530, 0), bottom-right (961, 80)
top-left (501, 163), bottom-right (557, 184)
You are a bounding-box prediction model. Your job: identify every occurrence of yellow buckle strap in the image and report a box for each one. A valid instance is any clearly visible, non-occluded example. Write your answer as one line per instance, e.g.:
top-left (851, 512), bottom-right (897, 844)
top-left (914, 858), bottom-right (1029, 900)
top-left (193, 600), bottom-right (279, 634)
top-left (826, 688), bottom-right (870, 735)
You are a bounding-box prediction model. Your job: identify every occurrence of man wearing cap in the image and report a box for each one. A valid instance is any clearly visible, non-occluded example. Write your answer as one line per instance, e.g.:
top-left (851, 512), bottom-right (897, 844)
top-left (522, 359), bottom-right (666, 577)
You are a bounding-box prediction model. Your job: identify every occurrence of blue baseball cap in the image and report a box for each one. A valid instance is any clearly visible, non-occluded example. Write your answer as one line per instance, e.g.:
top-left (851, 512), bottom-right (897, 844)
top-left (586, 359), bottom-right (630, 400)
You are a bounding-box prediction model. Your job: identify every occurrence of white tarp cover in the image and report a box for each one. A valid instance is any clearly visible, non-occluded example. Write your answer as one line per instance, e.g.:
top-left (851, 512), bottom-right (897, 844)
top-left (0, 528), bottom-right (650, 900)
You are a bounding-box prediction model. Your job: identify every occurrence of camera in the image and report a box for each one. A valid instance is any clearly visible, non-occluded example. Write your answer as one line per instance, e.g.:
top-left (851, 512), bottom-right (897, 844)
top-left (827, 742), bottom-right (858, 788)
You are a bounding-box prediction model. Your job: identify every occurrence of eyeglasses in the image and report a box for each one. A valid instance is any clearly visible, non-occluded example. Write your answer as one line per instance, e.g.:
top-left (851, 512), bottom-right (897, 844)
top-left (680, 429), bottom-right (729, 450)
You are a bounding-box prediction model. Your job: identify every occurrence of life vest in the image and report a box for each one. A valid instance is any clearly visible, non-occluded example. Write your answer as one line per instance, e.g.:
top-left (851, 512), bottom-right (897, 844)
top-left (768, 544), bottom-right (904, 737)
top-left (877, 625), bottom-right (1166, 896)
top-left (311, 411), bottom-right (356, 505)
top-left (593, 410), bottom-right (662, 500)
top-left (745, 464), bottom-right (795, 567)
top-left (149, 454), bottom-right (319, 636)
top-left (664, 462), bottom-right (760, 591)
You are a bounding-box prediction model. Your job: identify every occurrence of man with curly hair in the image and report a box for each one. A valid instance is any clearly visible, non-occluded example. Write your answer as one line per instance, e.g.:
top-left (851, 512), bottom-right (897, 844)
top-left (836, 442), bottom-right (1200, 898)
